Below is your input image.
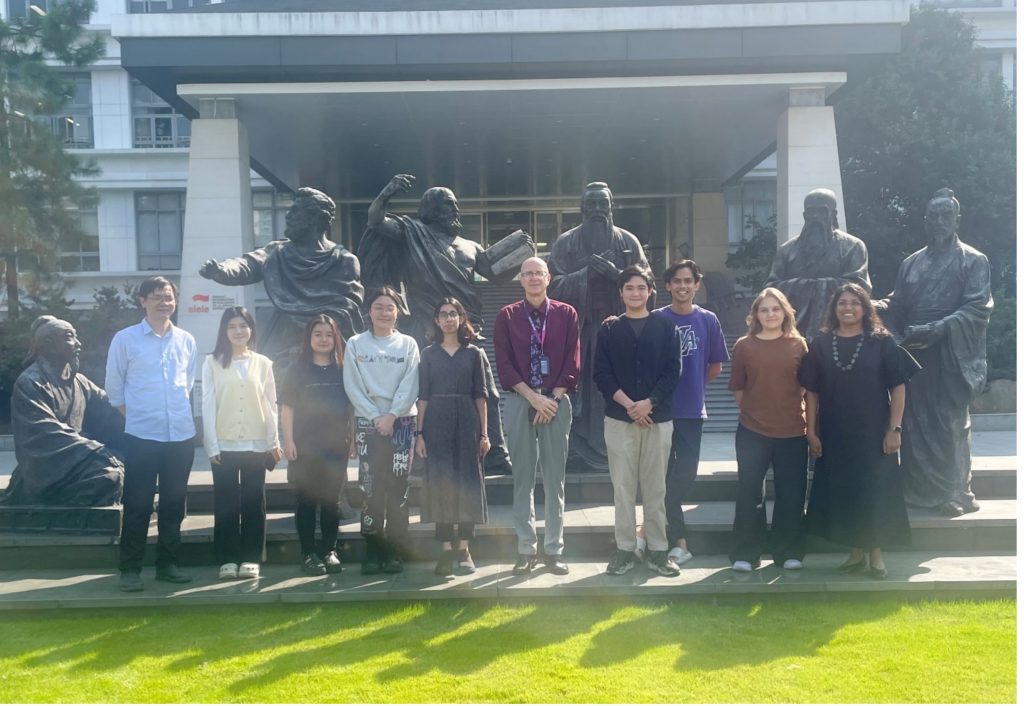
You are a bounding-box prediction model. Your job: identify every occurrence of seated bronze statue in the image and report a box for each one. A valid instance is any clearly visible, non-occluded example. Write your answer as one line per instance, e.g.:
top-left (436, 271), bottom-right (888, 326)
top-left (1, 316), bottom-right (125, 507)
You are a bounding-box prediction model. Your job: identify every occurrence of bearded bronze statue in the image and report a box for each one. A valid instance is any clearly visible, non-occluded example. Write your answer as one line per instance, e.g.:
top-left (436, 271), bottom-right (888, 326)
top-left (199, 187), bottom-right (364, 363)
top-left (2, 316), bottom-right (124, 507)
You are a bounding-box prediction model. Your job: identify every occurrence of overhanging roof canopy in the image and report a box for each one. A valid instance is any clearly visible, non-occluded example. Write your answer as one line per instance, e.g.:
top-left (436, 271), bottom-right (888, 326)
top-left (176, 73), bottom-right (846, 199)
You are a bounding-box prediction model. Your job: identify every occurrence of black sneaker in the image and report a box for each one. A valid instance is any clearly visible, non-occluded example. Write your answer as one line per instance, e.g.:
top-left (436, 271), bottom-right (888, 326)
top-left (323, 550), bottom-right (344, 575)
top-left (606, 549), bottom-right (636, 576)
top-left (154, 564), bottom-right (192, 584)
top-left (301, 553), bottom-right (327, 576)
top-left (381, 556), bottom-right (404, 574)
top-left (434, 549), bottom-right (455, 577)
top-left (645, 549), bottom-right (681, 577)
top-left (454, 549), bottom-right (476, 575)
top-left (118, 570), bottom-right (144, 592)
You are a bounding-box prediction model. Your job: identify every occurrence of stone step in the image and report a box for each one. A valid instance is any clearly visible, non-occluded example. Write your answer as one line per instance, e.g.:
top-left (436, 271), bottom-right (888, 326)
top-left (0, 499), bottom-right (1013, 570)
top-left (176, 459), bottom-right (1017, 513)
top-left (0, 551), bottom-right (1013, 610)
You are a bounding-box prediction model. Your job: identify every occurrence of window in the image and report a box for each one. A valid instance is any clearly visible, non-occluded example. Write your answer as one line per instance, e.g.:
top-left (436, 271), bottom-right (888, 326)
top-left (128, 0), bottom-right (210, 11)
top-left (253, 190), bottom-right (294, 247)
top-left (131, 79), bottom-right (190, 148)
top-left (726, 179), bottom-right (776, 247)
top-left (61, 208), bottom-right (100, 272)
top-left (6, 0), bottom-right (47, 20)
top-left (136, 192), bottom-right (185, 270)
top-left (36, 73), bottom-right (93, 148)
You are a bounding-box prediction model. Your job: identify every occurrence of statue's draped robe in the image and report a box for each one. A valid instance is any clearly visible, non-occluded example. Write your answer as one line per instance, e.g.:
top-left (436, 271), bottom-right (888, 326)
top-left (2, 360), bottom-right (124, 507)
top-left (213, 239), bottom-right (364, 363)
top-left (766, 229), bottom-right (871, 339)
top-left (358, 214), bottom-right (512, 472)
top-left (878, 237), bottom-right (993, 508)
top-left (547, 225), bottom-right (648, 469)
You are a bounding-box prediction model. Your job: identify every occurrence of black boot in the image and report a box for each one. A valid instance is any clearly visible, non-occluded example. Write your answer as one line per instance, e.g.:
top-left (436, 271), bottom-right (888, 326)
top-left (381, 540), bottom-right (404, 574)
top-left (361, 535), bottom-right (383, 575)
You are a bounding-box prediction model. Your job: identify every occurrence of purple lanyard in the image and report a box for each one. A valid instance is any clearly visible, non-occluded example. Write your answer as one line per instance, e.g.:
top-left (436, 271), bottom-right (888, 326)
top-left (528, 299), bottom-right (550, 349)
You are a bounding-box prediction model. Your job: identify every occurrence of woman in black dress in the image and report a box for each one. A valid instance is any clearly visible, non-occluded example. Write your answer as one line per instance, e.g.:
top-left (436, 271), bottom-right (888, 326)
top-left (800, 283), bottom-right (920, 579)
top-left (415, 298), bottom-right (490, 577)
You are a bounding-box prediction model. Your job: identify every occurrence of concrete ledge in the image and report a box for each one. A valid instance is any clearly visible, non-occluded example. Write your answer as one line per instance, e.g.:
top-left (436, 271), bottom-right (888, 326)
top-left (0, 552), bottom-right (1012, 611)
top-left (972, 413), bottom-right (1016, 432)
top-left (0, 506), bottom-right (121, 535)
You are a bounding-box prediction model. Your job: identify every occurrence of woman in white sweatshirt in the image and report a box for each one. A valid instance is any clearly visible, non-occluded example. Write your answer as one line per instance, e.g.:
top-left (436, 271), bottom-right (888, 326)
top-left (344, 287), bottom-right (420, 575)
top-left (202, 306), bottom-right (280, 581)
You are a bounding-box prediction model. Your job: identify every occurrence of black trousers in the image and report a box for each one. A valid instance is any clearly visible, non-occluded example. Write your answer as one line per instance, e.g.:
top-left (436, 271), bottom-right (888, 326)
top-left (730, 424), bottom-right (808, 565)
top-left (359, 432), bottom-right (410, 554)
top-left (665, 418), bottom-right (704, 545)
top-left (118, 435), bottom-right (195, 572)
top-left (292, 454), bottom-right (346, 557)
top-left (212, 451), bottom-right (267, 564)
top-left (436, 522), bottom-right (476, 542)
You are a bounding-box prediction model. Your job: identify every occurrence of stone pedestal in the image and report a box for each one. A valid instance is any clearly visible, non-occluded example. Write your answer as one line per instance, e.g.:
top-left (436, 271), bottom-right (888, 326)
top-left (0, 506), bottom-right (122, 535)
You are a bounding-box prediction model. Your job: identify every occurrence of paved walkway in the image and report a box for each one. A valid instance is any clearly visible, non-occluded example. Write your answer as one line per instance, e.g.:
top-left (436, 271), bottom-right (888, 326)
top-left (0, 552), bottom-right (1014, 609)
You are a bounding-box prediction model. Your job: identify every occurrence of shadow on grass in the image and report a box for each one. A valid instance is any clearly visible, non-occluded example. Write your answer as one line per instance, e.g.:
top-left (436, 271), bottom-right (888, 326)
top-left (0, 596), bottom-right (910, 698)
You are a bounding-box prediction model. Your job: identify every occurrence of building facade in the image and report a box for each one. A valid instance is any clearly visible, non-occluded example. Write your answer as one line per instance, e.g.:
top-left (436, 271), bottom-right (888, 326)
top-left (0, 0), bottom-right (1015, 350)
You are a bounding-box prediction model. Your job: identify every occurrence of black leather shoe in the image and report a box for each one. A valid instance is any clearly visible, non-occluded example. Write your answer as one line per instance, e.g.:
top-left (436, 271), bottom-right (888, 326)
top-left (154, 565), bottom-right (192, 584)
top-left (323, 551), bottom-right (344, 575)
top-left (512, 554), bottom-right (537, 576)
top-left (434, 549), bottom-right (455, 577)
top-left (543, 555), bottom-right (569, 575)
top-left (937, 500), bottom-right (965, 517)
top-left (961, 498), bottom-right (981, 514)
top-left (118, 571), bottom-right (144, 592)
top-left (381, 557), bottom-right (404, 574)
top-left (869, 564), bottom-right (888, 580)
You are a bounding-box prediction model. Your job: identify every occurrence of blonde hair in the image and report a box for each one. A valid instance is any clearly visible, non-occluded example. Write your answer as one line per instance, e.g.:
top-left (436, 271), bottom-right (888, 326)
top-left (745, 287), bottom-right (801, 339)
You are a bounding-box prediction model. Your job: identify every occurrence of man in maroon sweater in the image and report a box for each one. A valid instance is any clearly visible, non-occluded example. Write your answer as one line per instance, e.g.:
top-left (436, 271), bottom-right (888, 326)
top-left (494, 257), bottom-right (581, 576)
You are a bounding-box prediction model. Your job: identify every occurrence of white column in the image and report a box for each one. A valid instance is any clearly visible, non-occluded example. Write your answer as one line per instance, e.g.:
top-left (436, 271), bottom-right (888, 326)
top-left (776, 87), bottom-right (846, 244)
top-left (178, 99), bottom-right (256, 357)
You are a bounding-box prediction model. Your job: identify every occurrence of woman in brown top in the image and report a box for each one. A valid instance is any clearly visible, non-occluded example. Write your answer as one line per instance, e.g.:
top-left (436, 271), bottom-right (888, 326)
top-left (727, 287), bottom-right (808, 572)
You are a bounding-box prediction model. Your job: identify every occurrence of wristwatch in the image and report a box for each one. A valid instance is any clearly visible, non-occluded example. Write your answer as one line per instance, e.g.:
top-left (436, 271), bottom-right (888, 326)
top-left (890, 425), bottom-right (902, 433)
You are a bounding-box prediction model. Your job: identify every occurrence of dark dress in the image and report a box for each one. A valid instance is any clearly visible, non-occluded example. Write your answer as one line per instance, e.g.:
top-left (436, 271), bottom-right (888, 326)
top-left (799, 333), bottom-right (920, 549)
top-left (419, 343), bottom-right (488, 525)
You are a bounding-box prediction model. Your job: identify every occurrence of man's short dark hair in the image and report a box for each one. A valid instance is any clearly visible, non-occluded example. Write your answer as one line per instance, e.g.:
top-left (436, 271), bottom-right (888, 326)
top-left (137, 276), bottom-right (178, 303)
top-left (663, 259), bottom-right (702, 285)
top-left (617, 264), bottom-right (655, 291)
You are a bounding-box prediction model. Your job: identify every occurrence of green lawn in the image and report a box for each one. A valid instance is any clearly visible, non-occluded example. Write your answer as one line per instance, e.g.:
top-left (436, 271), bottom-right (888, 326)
top-left (0, 598), bottom-right (1014, 703)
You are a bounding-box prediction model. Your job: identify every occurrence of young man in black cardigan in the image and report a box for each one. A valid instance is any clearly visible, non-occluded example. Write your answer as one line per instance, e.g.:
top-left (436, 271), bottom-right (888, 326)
top-left (594, 265), bottom-right (682, 577)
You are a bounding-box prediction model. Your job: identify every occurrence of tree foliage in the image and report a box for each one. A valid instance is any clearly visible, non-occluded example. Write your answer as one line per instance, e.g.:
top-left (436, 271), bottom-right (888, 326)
top-left (0, 0), bottom-right (104, 317)
top-left (835, 8), bottom-right (1015, 292)
top-left (834, 7), bottom-right (1015, 379)
top-left (725, 215), bottom-right (777, 291)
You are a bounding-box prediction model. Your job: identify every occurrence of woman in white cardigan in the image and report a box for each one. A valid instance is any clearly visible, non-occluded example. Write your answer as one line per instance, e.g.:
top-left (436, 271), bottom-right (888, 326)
top-left (202, 306), bottom-right (281, 580)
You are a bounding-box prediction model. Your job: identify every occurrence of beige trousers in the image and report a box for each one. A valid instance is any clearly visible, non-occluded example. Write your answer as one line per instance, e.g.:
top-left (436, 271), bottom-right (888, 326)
top-left (604, 417), bottom-right (673, 552)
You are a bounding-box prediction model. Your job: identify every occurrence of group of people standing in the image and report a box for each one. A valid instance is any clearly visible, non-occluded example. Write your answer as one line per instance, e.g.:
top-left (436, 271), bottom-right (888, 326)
top-left (111, 250), bottom-right (921, 591)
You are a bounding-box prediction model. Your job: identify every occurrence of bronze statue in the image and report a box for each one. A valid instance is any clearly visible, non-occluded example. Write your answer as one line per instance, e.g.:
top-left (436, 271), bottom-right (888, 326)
top-left (199, 187), bottom-right (364, 363)
top-left (547, 181), bottom-right (649, 469)
top-left (1, 316), bottom-right (124, 507)
top-left (766, 188), bottom-right (871, 339)
top-left (877, 188), bottom-right (994, 517)
top-left (360, 174), bottom-right (535, 474)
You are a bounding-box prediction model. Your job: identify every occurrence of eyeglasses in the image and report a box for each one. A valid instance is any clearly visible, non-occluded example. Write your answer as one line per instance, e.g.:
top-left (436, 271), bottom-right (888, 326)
top-left (436, 311), bottom-right (461, 320)
top-left (145, 295), bottom-right (175, 303)
top-left (521, 271), bottom-right (548, 279)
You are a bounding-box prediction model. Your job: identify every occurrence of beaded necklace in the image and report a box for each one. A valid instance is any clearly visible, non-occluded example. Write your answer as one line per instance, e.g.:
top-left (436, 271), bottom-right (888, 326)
top-left (832, 332), bottom-right (864, 371)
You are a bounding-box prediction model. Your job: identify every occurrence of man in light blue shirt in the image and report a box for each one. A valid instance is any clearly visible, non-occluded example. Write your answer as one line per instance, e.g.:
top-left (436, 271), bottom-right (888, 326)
top-left (106, 276), bottom-right (197, 592)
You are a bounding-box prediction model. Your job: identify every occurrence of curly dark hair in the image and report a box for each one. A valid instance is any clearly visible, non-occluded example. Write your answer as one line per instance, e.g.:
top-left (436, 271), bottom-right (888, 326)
top-left (822, 282), bottom-right (888, 338)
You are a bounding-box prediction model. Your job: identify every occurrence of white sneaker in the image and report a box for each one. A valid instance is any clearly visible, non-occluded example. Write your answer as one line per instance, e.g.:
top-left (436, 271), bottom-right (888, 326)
top-left (238, 562), bottom-right (260, 579)
top-left (668, 547), bottom-right (694, 566)
top-left (731, 560), bottom-right (753, 573)
top-left (218, 563), bottom-right (238, 580)
top-left (782, 559), bottom-right (803, 570)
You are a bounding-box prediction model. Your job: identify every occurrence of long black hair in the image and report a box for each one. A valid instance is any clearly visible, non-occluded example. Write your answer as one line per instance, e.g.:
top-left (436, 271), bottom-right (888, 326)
top-left (430, 297), bottom-right (477, 346)
top-left (299, 314), bottom-right (344, 367)
top-left (212, 306), bottom-right (257, 368)
top-left (822, 282), bottom-right (888, 339)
